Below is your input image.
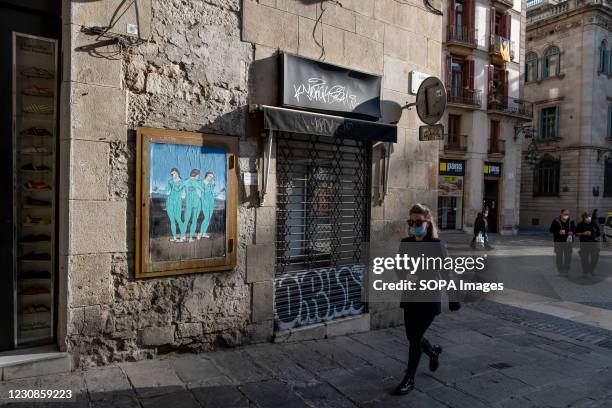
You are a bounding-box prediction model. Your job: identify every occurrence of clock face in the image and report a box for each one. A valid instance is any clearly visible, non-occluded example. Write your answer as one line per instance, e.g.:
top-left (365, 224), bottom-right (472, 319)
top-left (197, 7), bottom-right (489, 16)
top-left (416, 77), bottom-right (447, 125)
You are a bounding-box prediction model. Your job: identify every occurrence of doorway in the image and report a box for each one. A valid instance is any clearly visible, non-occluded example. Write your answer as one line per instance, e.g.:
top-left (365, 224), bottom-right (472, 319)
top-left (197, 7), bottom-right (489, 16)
top-left (483, 179), bottom-right (499, 233)
top-left (0, 1), bottom-right (61, 351)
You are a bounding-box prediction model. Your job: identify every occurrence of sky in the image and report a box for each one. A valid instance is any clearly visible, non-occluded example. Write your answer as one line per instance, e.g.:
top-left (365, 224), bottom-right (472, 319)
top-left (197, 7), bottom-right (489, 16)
top-left (150, 142), bottom-right (227, 200)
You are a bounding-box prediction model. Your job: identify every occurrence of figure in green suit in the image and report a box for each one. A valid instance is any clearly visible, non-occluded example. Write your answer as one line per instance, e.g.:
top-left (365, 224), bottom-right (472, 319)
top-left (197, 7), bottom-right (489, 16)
top-left (198, 171), bottom-right (217, 239)
top-left (182, 169), bottom-right (203, 242)
top-left (156, 168), bottom-right (185, 242)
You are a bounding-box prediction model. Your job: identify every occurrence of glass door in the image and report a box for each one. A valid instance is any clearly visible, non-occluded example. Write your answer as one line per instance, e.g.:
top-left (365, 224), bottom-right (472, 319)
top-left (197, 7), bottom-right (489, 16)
top-left (12, 33), bottom-right (57, 347)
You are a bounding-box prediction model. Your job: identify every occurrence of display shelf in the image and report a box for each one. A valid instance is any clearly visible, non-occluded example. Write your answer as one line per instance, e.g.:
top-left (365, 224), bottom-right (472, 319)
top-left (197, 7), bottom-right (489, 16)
top-left (12, 33), bottom-right (58, 348)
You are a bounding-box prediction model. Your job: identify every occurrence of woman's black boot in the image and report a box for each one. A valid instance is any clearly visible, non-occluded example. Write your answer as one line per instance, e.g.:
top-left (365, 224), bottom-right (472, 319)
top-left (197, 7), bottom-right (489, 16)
top-left (395, 371), bottom-right (415, 395)
top-left (421, 338), bottom-right (443, 372)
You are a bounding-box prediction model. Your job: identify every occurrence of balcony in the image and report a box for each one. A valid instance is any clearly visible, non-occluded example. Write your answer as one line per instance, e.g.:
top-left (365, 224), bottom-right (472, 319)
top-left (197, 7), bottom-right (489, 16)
top-left (447, 88), bottom-right (482, 109)
top-left (443, 134), bottom-right (468, 152)
top-left (488, 97), bottom-right (533, 121)
top-left (489, 35), bottom-right (515, 62)
top-left (492, 0), bottom-right (514, 8)
top-left (446, 26), bottom-right (478, 53)
top-left (488, 139), bottom-right (506, 155)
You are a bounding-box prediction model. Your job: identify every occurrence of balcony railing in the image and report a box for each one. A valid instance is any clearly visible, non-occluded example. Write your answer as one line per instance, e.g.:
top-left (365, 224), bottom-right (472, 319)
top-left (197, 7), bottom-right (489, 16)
top-left (488, 139), bottom-right (506, 155)
top-left (443, 134), bottom-right (468, 152)
top-left (488, 97), bottom-right (534, 119)
top-left (447, 26), bottom-right (478, 47)
top-left (447, 88), bottom-right (482, 108)
top-left (492, 0), bottom-right (515, 8)
top-left (489, 35), bottom-right (515, 61)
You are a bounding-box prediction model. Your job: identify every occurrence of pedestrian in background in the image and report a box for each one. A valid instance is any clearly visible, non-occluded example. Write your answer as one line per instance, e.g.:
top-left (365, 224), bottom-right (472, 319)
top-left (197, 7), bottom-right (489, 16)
top-left (575, 212), bottom-right (601, 276)
top-left (470, 212), bottom-right (485, 249)
top-left (592, 209), bottom-right (599, 225)
top-left (549, 209), bottom-right (575, 276)
top-left (395, 203), bottom-right (461, 395)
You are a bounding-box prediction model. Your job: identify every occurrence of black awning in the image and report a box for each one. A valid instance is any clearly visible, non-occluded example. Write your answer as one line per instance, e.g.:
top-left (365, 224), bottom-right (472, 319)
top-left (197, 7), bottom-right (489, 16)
top-left (261, 105), bottom-right (397, 143)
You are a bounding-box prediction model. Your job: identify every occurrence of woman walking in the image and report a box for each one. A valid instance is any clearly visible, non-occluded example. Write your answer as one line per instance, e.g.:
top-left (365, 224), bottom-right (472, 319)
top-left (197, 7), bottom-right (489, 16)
top-left (396, 203), bottom-right (461, 395)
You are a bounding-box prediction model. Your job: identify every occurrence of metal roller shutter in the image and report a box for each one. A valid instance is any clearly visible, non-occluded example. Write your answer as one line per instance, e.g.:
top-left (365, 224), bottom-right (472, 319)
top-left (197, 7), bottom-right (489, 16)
top-left (274, 132), bottom-right (370, 331)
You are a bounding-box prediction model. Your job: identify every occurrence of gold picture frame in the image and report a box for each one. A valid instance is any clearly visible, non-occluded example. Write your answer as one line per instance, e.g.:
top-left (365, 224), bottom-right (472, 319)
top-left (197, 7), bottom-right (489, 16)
top-left (136, 127), bottom-right (237, 278)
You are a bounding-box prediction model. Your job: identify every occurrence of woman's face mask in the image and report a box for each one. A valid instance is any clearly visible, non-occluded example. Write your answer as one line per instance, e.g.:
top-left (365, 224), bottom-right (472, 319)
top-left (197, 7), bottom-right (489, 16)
top-left (410, 223), bottom-right (428, 237)
top-left (585, 217), bottom-right (592, 223)
top-left (561, 215), bottom-right (569, 221)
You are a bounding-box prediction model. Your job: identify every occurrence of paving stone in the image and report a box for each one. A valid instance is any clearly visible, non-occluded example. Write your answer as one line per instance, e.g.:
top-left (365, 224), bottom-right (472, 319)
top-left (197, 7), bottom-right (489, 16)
top-left (319, 367), bottom-right (392, 405)
top-left (294, 382), bottom-right (358, 408)
top-left (239, 379), bottom-right (310, 408)
top-left (306, 339), bottom-right (370, 370)
top-left (521, 384), bottom-right (587, 408)
top-left (427, 384), bottom-right (491, 408)
top-left (190, 385), bottom-right (249, 408)
top-left (140, 390), bottom-right (200, 408)
top-left (244, 343), bottom-right (318, 387)
top-left (499, 363), bottom-right (568, 387)
top-left (208, 349), bottom-right (270, 384)
top-left (84, 366), bottom-right (136, 402)
top-left (170, 356), bottom-right (230, 387)
top-left (120, 360), bottom-right (184, 398)
top-left (455, 371), bottom-right (535, 404)
top-left (328, 336), bottom-right (406, 376)
top-left (280, 342), bottom-right (340, 374)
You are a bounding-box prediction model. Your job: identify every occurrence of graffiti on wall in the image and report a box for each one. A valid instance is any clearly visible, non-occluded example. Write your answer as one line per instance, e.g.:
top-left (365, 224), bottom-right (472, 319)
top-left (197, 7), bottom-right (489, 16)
top-left (274, 264), bottom-right (364, 331)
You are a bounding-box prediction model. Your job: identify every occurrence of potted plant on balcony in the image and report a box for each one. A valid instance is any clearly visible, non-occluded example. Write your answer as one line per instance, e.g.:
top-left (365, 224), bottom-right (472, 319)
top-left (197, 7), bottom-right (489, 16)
top-left (489, 86), bottom-right (503, 110)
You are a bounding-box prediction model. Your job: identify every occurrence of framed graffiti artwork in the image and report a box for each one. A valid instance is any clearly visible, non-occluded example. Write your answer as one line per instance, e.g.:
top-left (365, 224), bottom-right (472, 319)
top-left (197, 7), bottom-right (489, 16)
top-left (135, 127), bottom-right (237, 278)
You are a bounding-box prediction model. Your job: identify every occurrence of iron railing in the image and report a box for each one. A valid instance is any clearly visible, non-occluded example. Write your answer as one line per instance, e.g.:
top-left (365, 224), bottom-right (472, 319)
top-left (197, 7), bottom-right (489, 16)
top-left (443, 134), bottom-right (469, 151)
top-left (489, 139), bottom-right (506, 155)
top-left (489, 34), bottom-right (515, 60)
top-left (447, 88), bottom-right (482, 107)
top-left (447, 26), bottom-right (478, 47)
top-left (488, 97), bottom-right (534, 119)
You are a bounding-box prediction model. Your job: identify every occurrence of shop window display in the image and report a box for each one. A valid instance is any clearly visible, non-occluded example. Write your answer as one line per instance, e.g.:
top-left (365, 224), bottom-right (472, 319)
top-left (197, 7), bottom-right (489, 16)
top-left (12, 33), bottom-right (57, 346)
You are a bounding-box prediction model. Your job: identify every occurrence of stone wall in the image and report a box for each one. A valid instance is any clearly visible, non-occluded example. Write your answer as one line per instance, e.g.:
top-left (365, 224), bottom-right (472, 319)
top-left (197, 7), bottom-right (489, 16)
top-left (62, 0), bottom-right (256, 367)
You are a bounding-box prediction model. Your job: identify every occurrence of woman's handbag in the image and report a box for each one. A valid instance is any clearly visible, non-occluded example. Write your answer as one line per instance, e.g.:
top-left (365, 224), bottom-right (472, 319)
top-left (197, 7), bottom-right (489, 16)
top-left (476, 233), bottom-right (485, 247)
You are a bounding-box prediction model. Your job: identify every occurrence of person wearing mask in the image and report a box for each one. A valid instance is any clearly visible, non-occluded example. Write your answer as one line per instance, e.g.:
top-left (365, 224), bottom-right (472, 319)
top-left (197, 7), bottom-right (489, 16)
top-left (395, 203), bottom-right (461, 395)
top-left (549, 209), bottom-right (575, 276)
top-left (575, 212), bottom-right (601, 276)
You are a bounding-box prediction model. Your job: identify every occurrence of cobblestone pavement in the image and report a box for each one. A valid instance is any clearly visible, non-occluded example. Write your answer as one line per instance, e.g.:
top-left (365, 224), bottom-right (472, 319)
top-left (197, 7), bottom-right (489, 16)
top-left (3, 306), bottom-right (612, 407)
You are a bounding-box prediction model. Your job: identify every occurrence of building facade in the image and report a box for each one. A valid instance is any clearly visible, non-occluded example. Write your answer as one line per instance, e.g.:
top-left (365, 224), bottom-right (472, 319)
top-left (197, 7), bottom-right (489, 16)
top-left (0, 0), bottom-right (445, 370)
top-left (520, 0), bottom-right (612, 229)
top-left (439, 0), bottom-right (532, 234)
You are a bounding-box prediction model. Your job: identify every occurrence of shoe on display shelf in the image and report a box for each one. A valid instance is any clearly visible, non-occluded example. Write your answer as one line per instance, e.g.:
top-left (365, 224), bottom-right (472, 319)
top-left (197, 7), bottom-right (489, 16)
top-left (20, 127), bottom-right (52, 137)
top-left (24, 215), bottom-right (52, 225)
top-left (25, 197), bottom-right (51, 207)
top-left (19, 270), bottom-right (51, 279)
top-left (24, 181), bottom-right (51, 190)
top-left (19, 234), bottom-right (51, 243)
top-left (23, 103), bottom-right (53, 114)
top-left (21, 163), bottom-right (52, 172)
top-left (22, 85), bottom-right (54, 97)
top-left (20, 67), bottom-right (54, 79)
top-left (19, 252), bottom-right (51, 261)
top-left (21, 146), bottom-right (50, 154)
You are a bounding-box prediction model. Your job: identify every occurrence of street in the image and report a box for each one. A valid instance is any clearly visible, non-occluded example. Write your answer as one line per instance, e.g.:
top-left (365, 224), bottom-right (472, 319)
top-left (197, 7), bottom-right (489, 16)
top-left (2, 232), bottom-right (612, 407)
top-left (2, 305), bottom-right (612, 407)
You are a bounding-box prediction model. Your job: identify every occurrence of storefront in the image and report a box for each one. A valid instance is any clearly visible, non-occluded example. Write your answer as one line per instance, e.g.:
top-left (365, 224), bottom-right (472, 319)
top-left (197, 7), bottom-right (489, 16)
top-left (438, 159), bottom-right (465, 230)
top-left (483, 161), bottom-right (502, 233)
top-left (0, 1), bottom-right (61, 352)
top-left (251, 54), bottom-right (397, 331)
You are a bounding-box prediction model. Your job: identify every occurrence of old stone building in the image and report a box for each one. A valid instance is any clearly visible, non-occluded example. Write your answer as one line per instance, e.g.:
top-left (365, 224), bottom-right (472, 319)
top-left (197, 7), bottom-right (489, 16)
top-left (438, 0), bottom-right (532, 234)
top-left (521, 0), bottom-right (612, 228)
top-left (1, 0), bottom-right (445, 375)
